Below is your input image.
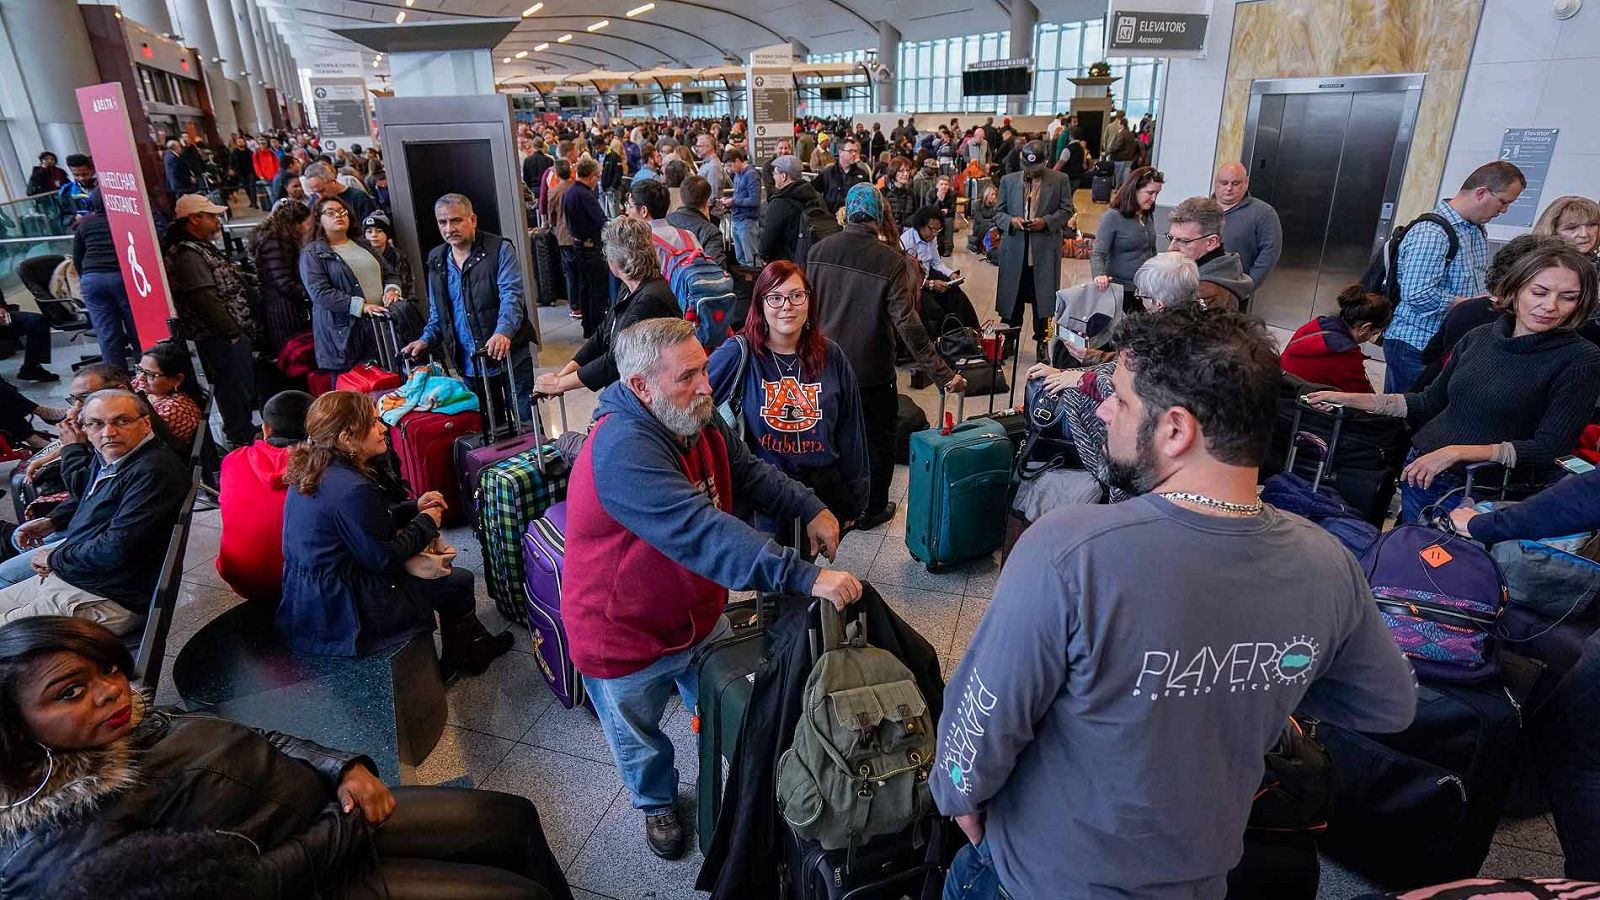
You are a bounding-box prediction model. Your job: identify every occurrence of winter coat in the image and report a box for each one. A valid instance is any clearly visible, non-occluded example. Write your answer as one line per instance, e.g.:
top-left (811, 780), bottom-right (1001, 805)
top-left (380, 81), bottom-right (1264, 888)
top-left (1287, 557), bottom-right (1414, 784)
top-left (994, 169), bottom-right (1075, 322)
top-left (571, 276), bottom-right (679, 391)
top-left (0, 703), bottom-right (380, 900)
top-left (277, 459), bottom-right (438, 656)
top-left (217, 439), bottom-right (293, 603)
top-left (1195, 248), bottom-right (1255, 310)
top-left (1281, 316), bottom-right (1376, 394)
top-left (252, 231), bottom-right (312, 355)
top-left (298, 237), bottom-right (396, 372)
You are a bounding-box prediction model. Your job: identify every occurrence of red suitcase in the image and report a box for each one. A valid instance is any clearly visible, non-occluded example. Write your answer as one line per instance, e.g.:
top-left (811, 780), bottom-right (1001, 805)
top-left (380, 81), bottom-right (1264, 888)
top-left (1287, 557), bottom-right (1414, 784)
top-left (392, 407), bottom-right (484, 526)
top-left (336, 315), bottom-right (405, 394)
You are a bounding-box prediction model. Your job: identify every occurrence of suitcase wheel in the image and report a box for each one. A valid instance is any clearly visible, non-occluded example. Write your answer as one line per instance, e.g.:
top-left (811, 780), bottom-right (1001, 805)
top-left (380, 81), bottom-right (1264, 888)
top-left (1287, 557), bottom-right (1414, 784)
top-left (925, 561), bottom-right (942, 573)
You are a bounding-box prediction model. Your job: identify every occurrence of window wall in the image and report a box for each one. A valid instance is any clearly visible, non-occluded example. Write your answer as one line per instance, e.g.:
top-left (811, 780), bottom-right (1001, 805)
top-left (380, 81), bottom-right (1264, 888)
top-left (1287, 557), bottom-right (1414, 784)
top-left (896, 31), bottom-right (1011, 115)
top-left (802, 49), bottom-right (874, 119)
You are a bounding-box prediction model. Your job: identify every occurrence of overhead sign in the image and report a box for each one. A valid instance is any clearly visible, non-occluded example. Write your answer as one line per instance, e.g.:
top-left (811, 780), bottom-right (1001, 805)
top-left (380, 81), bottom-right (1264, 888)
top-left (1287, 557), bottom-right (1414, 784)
top-left (75, 82), bottom-right (173, 346)
top-left (967, 57), bottom-right (1034, 72)
top-left (309, 53), bottom-right (365, 78)
top-left (309, 77), bottom-right (371, 151)
top-left (1107, 0), bottom-right (1212, 58)
top-left (747, 43), bottom-right (794, 167)
top-left (1496, 128), bottom-right (1559, 229)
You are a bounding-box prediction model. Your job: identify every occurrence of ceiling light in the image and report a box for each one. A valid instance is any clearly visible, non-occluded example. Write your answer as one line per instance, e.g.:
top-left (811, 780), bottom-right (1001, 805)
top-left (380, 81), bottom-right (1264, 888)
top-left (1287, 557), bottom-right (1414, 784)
top-left (502, 56), bottom-right (512, 63)
top-left (522, 3), bottom-right (543, 15)
top-left (395, 10), bottom-right (405, 22)
top-left (557, 33), bottom-right (571, 42)
top-left (627, 3), bottom-right (654, 15)
top-left (405, 0), bottom-right (414, 5)
top-left (515, 50), bottom-right (528, 58)
top-left (587, 19), bottom-right (609, 31)
top-left (534, 42), bottom-right (549, 50)
top-left (372, 59), bottom-right (380, 67)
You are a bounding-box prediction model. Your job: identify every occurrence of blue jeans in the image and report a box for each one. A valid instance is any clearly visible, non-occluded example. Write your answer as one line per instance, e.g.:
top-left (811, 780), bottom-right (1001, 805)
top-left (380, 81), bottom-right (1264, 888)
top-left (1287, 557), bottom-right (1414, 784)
top-left (944, 838), bottom-right (1012, 900)
top-left (1539, 627), bottom-right (1600, 879)
top-left (1383, 338), bottom-right (1425, 393)
top-left (731, 218), bottom-right (760, 267)
top-left (78, 270), bottom-right (141, 371)
top-left (584, 614), bottom-right (732, 814)
top-left (1397, 448), bottom-right (1465, 524)
top-left (0, 536), bottom-right (64, 587)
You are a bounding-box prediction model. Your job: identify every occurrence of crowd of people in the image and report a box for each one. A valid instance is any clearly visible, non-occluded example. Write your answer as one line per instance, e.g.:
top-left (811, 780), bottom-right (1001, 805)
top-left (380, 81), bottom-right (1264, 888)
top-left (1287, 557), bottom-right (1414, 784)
top-left (2, 105), bottom-right (1600, 900)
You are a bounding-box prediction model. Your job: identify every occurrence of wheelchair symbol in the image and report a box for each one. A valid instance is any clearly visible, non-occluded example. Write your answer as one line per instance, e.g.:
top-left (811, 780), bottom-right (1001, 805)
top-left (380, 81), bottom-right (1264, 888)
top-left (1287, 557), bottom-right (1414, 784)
top-left (125, 231), bottom-right (152, 298)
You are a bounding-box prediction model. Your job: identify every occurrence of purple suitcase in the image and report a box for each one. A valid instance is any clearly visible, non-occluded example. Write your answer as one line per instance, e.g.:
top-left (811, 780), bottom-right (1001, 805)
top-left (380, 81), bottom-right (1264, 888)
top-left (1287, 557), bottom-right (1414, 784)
top-left (453, 348), bottom-right (565, 523)
top-left (521, 501), bottom-right (587, 709)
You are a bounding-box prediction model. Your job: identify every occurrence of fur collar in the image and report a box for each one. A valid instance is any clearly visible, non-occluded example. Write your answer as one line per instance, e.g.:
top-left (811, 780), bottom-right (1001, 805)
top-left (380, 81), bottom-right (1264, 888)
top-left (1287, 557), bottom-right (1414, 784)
top-left (0, 692), bottom-right (151, 845)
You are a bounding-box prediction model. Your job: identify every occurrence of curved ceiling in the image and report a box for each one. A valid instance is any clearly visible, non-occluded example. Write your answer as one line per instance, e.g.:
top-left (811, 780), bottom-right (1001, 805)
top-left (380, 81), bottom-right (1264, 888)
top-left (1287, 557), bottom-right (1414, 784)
top-left (260, 0), bottom-right (1109, 81)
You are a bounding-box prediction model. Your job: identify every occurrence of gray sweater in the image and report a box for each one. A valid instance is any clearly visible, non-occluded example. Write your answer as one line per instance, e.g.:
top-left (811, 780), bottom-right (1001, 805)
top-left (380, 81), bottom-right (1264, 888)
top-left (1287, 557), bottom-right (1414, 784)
top-left (1221, 196), bottom-right (1283, 289)
top-left (1090, 209), bottom-right (1156, 284)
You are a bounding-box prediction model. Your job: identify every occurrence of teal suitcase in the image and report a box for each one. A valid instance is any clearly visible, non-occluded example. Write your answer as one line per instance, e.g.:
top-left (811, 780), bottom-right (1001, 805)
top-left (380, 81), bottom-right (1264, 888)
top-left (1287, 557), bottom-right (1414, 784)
top-left (906, 393), bottom-right (1014, 571)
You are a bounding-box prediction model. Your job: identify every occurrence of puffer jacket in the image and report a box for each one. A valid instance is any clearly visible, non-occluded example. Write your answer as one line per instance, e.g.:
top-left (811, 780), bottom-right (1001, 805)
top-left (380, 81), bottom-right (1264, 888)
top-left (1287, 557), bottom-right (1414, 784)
top-left (1280, 315), bottom-right (1376, 394)
top-left (0, 701), bottom-right (379, 899)
top-left (252, 230), bottom-right (312, 355)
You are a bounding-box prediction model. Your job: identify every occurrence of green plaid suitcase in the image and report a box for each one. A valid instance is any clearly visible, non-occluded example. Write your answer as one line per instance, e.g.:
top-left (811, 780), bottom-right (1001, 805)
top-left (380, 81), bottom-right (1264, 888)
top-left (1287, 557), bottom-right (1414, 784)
top-left (474, 443), bottom-right (569, 624)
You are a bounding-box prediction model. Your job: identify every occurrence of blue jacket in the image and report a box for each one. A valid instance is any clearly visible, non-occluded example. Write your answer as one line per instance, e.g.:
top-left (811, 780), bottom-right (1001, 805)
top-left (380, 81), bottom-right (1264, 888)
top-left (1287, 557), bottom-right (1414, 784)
top-left (277, 460), bottom-right (437, 657)
top-left (1468, 469), bottom-right (1600, 544)
top-left (164, 150), bottom-right (197, 195)
top-left (730, 167), bottom-right (761, 222)
top-left (298, 237), bottom-right (396, 372)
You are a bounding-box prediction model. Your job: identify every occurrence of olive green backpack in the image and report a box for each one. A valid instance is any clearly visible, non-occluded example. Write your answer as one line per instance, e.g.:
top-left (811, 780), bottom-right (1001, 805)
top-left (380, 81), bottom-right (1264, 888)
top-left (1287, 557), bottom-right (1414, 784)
top-left (776, 604), bottom-right (937, 851)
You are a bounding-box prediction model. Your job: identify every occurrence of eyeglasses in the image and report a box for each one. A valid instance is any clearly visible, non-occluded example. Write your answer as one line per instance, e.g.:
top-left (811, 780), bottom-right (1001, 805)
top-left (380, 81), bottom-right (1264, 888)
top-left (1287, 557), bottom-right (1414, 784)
top-left (1164, 232), bottom-right (1216, 246)
top-left (65, 391), bottom-right (91, 405)
top-left (321, 207), bottom-right (349, 220)
top-left (763, 289), bottom-right (810, 309)
top-left (82, 414), bottom-right (147, 432)
top-left (135, 366), bottom-right (168, 380)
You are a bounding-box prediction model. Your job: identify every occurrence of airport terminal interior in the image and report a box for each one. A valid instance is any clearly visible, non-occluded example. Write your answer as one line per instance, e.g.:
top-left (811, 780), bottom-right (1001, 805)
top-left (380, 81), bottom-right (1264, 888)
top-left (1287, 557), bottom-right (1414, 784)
top-left (0, 0), bottom-right (1597, 898)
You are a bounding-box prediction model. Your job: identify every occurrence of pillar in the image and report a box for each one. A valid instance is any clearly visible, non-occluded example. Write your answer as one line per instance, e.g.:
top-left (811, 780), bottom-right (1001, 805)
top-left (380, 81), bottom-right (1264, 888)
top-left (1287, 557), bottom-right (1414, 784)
top-left (207, 0), bottom-right (257, 134)
top-left (171, 0), bottom-right (239, 139)
top-left (117, 0), bottom-right (175, 34)
top-left (228, 0), bottom-right (270, 130)
top-left (243, 1), bottom-right (275, 119)
top-left (0, 0), bottom-right (101, 158)
top-left (1007, 0), bottom-right (1036, 116)
top-left (875, 20), bottom-right (899, 113)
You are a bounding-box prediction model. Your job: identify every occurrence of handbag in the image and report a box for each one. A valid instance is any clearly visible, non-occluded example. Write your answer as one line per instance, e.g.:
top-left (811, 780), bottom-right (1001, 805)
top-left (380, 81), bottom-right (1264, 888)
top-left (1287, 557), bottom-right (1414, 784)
top-left (935, 315), bottom-right (982, 365)
top-left (1017, 377), bottom-right (1080, 479)
top-left (404, 535), bottom-right (457, 579)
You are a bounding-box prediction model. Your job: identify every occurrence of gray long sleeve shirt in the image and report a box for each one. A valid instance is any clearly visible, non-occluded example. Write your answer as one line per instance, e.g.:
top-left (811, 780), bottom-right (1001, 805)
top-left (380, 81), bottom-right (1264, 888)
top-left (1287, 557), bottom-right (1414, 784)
top-left (1089, 208), bottom-right (1156, 284)
top-left (1221, 196), bottom-right (1284, 289)
top-left (932, 496), bottom-right (1416, 900)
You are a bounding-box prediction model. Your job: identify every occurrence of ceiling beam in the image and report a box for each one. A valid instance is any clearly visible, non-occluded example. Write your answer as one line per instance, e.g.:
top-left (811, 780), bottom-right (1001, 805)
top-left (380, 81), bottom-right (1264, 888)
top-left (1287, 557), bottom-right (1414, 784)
top-left (503, 15), bottom-right (730, 61)
top-left (495, 39), bottom-right (645, 70)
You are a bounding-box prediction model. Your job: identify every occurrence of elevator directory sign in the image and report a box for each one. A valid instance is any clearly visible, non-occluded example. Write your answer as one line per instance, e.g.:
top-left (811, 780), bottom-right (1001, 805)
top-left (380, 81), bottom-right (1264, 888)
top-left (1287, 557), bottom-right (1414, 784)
top-left (1497, 128), bottom-right (1559, 229)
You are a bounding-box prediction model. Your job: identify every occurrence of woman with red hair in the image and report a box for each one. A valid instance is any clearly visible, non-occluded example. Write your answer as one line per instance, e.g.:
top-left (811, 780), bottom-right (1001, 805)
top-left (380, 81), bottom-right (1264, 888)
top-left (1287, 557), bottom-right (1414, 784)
top-left (708, 259), bottom-right (869, 529)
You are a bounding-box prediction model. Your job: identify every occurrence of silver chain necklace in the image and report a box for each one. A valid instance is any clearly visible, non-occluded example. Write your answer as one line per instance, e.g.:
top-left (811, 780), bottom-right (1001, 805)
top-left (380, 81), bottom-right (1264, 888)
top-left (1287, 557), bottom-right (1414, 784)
top-left (1156, 491), bottom-right (1264, 516)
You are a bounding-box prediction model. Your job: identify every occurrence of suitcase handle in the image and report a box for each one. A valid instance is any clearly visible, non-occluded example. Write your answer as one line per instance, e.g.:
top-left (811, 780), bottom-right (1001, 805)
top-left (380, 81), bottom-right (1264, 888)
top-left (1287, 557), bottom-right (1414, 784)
top-left (471, 344), bottom-right (537, 441)
top-left (366, 310), bottom-right (407, 375)
top-left (806, 597), bottom-right (866, 664)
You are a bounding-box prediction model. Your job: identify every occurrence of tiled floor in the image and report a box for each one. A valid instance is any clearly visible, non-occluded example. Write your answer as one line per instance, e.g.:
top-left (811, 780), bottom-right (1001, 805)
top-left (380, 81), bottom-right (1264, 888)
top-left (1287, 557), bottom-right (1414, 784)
top-left (2, 190), bottom-right (1569, 898)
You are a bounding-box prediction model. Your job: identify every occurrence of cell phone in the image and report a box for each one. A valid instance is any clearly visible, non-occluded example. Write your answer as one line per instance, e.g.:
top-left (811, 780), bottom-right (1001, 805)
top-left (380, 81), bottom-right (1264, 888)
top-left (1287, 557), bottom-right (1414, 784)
top-left (946, 275), bottom-right (966, 287)
top-left (1557, 455), bottom-right (1596, 475)
top-left (1299, 395), bottom-right (1343, 413)
top-left (1061, 330), bottom-right (1087, 350)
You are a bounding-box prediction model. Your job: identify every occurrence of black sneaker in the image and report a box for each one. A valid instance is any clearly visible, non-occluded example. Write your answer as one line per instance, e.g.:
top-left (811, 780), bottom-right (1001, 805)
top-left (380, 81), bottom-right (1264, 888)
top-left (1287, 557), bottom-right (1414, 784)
top-left (16, 366), bottom-right (58, 383)
top-left (645, 809), bottom-right (686, 860)
top-left (854, 500), bottom-right (897, 531)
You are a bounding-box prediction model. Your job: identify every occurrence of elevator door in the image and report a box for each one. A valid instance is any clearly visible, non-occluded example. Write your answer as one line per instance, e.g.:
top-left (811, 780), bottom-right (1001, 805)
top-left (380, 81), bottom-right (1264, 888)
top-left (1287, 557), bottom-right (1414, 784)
top-left (1242, 75), bottom-right (1424, 332)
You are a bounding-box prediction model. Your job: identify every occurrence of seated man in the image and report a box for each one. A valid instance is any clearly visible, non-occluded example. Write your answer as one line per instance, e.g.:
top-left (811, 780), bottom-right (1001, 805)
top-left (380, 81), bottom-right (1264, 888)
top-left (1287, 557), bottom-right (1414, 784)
top-left (564, 318), bottom-right (863, 861)
top-left (11, 362), bottom-right (132, 523)
top-left (935, 307), bottom-right (1417, 900)
top-left (216, 390), bottom-right (312, 603)
top-left (0, 389), bottom-right (190, 634)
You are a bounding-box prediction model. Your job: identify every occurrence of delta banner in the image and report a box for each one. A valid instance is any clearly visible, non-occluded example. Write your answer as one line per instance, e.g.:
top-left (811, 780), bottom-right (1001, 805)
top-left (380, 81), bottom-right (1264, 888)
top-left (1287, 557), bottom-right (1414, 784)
top-left (75, 82), bottom-right (173, 346)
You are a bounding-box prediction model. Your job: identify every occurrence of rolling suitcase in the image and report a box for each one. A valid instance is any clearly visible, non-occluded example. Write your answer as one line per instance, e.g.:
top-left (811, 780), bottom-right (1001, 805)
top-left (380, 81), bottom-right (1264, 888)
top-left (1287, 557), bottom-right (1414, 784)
top-left (521, 501), bottom-right (587, 709)
top-left (780, 820), bottom-right (945, 900)
top-left (390, 407), bottom-right (484, 527)
top-left (906, 390), bottom-right (1013, 572)
top-left (1264, 376), bottom-right (1408, 525)
top-left (1091, 172), bottom-right (1115, 204)
top-left (694, 596), bottom-right (771, 851)
top-left (531, 226), bottom-right (564, 306)
top-left (454, 348), bottom-right (562, 524)
top-left (336, 314), bottom-right (406, 394)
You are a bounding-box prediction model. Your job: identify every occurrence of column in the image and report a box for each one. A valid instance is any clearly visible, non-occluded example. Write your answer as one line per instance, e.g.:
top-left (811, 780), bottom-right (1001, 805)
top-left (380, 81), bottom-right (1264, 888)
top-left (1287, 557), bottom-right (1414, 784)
top-left (208, 0), bottom-right (257, 133)
top-left (171, 0), bottom-right (239, 139)
top-left (274, 31), bottom-right (300, 127)
top-left (228, 0), bottom-right (270, 130)
top-left (118, 0), bottom-right (176, 34)
top-left (1007, 0), bottom-right (1037, 116)
top-left (0, 0), bottom-right (100, 158)
top-left (244, 0), bottom-right (276, 117)
top-left (875, 21), bottom-right (899, 113)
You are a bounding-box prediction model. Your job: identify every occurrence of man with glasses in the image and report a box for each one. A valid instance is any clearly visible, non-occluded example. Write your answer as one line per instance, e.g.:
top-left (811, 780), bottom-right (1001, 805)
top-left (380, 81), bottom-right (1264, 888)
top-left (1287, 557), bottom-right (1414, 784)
top-left (1164, 197), bottom-right (1255, 312)
top-left (815, 138), bottom-right (870, 214)
top-left (1383, 160), bottom-right (1525, 392)
top-left (0, 389), bottom-right (189, 634)
top-left (901, 206), bottom-right (979, 332)
top-left (163, 193), bottom-right (258, 448)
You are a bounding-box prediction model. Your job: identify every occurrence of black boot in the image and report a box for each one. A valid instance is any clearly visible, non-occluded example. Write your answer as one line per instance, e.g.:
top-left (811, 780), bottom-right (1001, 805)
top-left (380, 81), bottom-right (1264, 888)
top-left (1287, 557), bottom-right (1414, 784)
top-left (439, 612), bottom-right (515, 681)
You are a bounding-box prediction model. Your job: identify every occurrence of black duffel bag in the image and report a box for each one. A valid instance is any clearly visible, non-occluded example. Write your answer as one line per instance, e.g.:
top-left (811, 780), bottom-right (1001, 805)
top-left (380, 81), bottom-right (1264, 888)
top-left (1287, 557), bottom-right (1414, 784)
top-left (1016, 376), bottom-right (1080, 479)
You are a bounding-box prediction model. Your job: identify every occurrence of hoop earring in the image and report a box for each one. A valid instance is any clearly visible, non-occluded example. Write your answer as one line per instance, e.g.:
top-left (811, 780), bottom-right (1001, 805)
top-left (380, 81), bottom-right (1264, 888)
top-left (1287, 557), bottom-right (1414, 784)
top-left (0, 743), bottom-right (54, 810)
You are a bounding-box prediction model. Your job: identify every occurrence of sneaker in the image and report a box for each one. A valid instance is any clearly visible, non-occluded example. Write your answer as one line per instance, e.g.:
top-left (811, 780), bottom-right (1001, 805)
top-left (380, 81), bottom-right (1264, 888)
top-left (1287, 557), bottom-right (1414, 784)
top-left (854, 500), bottom-right (897, 531)
top-left (568, 310), bottom-right (583, 320)
top-left (16, 366), bottom-right (58, 383)
top-left (644, 809), bottom-right (686, 860)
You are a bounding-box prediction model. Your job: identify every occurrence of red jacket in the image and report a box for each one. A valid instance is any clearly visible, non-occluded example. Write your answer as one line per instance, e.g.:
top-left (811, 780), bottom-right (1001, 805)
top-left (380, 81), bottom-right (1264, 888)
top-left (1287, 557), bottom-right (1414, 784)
top-left (216, 441), bottom-right (291, 603)
top-left (252, 147), bottom-right (280, 181)
top-left (1280, 316), bottom-right (1376, 394)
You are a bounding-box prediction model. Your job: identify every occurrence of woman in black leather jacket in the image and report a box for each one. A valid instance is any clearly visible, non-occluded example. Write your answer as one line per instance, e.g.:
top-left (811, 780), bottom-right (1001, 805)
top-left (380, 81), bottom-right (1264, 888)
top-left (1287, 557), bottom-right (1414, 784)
top-left (0, 616), bottom-right (572, 900)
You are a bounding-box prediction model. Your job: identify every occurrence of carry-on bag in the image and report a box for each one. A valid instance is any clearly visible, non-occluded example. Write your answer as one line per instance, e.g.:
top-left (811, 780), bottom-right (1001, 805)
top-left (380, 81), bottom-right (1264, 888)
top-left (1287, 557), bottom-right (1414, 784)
top-left (1091, 172), bottom-right (1115, 204)
top-left (780, 818), bottom-right (946, 900)
top-left (1312, 679), bottom-right (1526, 889)
top-left (906, 389), bottom-right (1013, 572)
top-left (454, 348), bottom-right (564, 524)
top-left (531, 226), bottom-right (565, 306)
top-left (390, 406), bottom-right (484, 527)
top-left (893, 394), bottom-right (929, 465)
top-left (694, 595), bottom-right (774, 850)
top-left (336, 313), bottom-right (406, 394)
top-left (521, 501), bottom-right (585, 709)
top-left (1264, 376), bottom-right (1409, 525)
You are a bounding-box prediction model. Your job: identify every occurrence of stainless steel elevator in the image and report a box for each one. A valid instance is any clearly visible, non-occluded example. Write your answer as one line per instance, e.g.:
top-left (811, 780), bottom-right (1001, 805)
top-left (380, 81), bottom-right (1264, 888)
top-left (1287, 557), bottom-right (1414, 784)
top-left (1240, 74), bottom-right (1425, 332)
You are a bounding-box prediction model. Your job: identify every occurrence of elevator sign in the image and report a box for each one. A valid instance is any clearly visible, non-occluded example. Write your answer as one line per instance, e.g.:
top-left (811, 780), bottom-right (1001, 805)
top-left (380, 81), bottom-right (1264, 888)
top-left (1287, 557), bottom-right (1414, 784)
top-left (1107, 0), bottom-right (1212, 58)
top-left (1497, 128), bottom-right (1559, 229)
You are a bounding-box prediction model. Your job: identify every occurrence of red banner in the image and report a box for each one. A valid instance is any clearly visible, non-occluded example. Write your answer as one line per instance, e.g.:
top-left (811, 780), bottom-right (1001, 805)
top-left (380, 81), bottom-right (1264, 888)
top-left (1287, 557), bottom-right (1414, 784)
top-left (75, 82), bottom-right (173, 347)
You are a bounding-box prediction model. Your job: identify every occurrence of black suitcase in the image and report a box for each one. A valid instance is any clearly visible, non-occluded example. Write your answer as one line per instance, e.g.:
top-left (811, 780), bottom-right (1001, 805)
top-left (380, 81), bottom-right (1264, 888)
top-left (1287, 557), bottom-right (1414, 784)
top-left (780, 820), bottom-right (946, 900)
top-left (893, 394), bottom-right (929, 465)
top-left (1262, 375), bottom-right (1409, 525)
top-left (531, 227), bottom-right (565, 306)
top-left (694, 596), bottom-right (772, 851)
top-left (1312, 679), bottom-right (1527, 889)
top-left (1091, 173), bottom-right (1114, 204)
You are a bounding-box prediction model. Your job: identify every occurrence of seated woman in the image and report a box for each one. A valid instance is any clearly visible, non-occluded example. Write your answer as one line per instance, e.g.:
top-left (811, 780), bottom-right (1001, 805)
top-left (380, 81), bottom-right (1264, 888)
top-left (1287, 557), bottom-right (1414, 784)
top-left (0, 615), bottom-right (573, 900)
top-left (1414, 235), bottom-right (1541, 391)
top-left (1279, 285), bottom-right (1390, 393)
top-left (708, 260), bottom-right (870, 530)
top-left (277, 391), bottom-right (512, 677)
top-left (298, 196), bottom-right (401, 379)
top-left (534, 216), bottom-right (680, 399)
top-left (900, 206), bottom-right (979, 336)
top-left (1308, 235), bottom-right (1600, 523)
top-left (132, 341), bottom-right (205, 449)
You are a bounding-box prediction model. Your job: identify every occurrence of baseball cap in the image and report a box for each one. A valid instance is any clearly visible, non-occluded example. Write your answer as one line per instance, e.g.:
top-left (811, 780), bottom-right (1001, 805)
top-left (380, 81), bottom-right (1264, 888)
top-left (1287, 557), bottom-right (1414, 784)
top-left (772, 155), bottom-right (803, 180)
top-left (1020, 140), bottom-right (1049, 170)
top-left (175, 194), bottom-right (228, 217)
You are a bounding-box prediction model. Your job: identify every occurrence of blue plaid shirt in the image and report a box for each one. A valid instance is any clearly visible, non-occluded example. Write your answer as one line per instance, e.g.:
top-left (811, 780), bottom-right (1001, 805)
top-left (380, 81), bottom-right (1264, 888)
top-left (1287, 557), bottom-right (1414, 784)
top-left (1384, 200), bottom-right (1489, 350)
